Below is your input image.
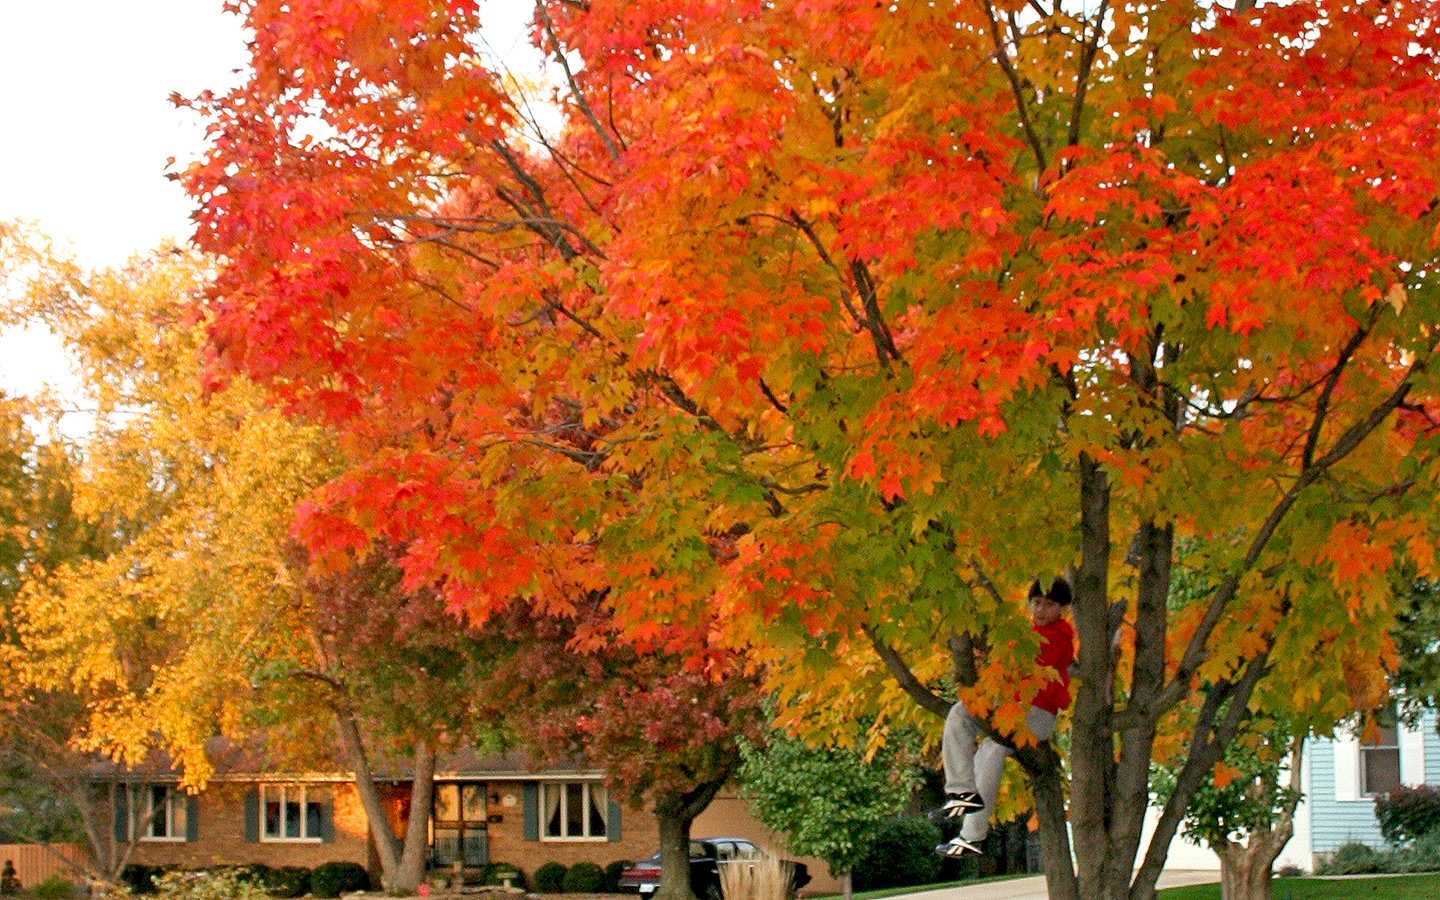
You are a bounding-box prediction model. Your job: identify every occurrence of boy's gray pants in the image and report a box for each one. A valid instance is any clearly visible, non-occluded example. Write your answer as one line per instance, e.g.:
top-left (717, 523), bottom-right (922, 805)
top-left (942, 699), bottom-right (1057, 842)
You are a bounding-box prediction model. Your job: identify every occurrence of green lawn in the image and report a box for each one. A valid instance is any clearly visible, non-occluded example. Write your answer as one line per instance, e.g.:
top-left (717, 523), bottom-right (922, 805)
top-left (1157, 874), bottom-right (1440, 900)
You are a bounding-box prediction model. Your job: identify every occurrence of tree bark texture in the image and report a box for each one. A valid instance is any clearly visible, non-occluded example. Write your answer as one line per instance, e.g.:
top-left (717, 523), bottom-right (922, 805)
top-left (652, 780), bottom-right (727, 900)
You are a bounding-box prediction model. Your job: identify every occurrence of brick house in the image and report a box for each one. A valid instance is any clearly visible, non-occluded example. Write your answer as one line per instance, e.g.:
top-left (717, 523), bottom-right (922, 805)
top-left (92, 742), bottom-right (841, 894)
top-left (95, 742), bottom-right (659, 884)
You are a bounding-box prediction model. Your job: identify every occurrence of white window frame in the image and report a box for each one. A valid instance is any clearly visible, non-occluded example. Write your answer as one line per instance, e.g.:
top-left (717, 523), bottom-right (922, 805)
top-left (259, 785), bottom-right (326, 843)
top-left (1360, 718), bottom-right (1402, 798)
top-left (140, 784), bottom-right (186, 842)
top-left (539, 781), bottom-right (607, 842)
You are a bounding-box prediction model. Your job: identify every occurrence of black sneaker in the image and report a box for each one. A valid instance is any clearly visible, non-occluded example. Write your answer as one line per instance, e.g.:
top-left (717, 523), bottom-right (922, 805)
top-left (931, 791), bottom-right (984, 819)
top-left (934, 836), bottom-right (982, 858)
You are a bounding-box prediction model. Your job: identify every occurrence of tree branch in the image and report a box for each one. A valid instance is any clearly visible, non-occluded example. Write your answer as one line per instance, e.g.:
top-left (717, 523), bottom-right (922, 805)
top-left (860, 624), bottom-right (951, 717)
top-left (538, 2), bottom-right (622, 162)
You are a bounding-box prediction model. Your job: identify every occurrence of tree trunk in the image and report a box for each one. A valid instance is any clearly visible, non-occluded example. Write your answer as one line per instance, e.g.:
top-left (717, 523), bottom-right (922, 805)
top-left (652, 779), bottom-right (727, 900)
top-left (841, 871), bottom-right (852, 900)
top-left (1219, 836), bottom-right (1283, 900)
top-left (332, 701), bottom-right (437, 892)
top-left (1068, 454), bottom-right (1120, 900)
top-left (334, 702), bottom-right (402, 881)
top-left (1016, 745), bottom-right (1078, 900)
top-left (393, 742), bottom-right (437, 893)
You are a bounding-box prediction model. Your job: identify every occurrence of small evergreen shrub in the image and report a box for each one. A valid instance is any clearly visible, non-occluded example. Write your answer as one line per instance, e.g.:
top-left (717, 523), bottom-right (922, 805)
top-left (601, 861), bottom-right (630, 894)
top-left (533, 863), bottom-right (568, 893)
top-left (310, 862), bottom-right (370, 899)
top-left (850, 816), bottom-right (943, 891)
top-left (1316, 841), bottom-right (1385, 875)
top-left (262, 866), bottom-right (311, 898)
top-left (33, 876), bottom-right (77, 900)
top-left (1377, 785), bottom-right (1440, 845)
top-left (562, 863), bottom-right (604, 894)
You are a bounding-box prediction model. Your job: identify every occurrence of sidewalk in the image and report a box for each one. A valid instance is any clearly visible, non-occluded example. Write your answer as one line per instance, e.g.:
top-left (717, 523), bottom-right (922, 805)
top-left (884, 870), bottom-right (1219, 900)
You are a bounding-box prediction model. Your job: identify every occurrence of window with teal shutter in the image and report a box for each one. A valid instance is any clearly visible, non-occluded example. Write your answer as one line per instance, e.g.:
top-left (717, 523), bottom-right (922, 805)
top-left (606, 799), bottom-right (621, 842)
top-left (186, 795), bottom-right (199, 842)
top-left (523, 783), bottom-right (539, 841)
top-left (113, 784), bottom-right (130, 844)
top-left (244, 787), bottom-right (259, 843)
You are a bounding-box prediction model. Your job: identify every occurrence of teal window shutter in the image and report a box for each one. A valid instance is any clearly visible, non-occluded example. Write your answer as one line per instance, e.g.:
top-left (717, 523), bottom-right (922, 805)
top-left (522, 783), bottom-right (538, 841)
top-left (606, 799), bottom-right (621, 842)
top-left (113, 785), bottom-right (129, 844)
top-left (244, 787), bottom-right (259, 843)
top-left (320, 798), bottom-right (334, 843)
top-left (186, 795), bottom-right (199, 842)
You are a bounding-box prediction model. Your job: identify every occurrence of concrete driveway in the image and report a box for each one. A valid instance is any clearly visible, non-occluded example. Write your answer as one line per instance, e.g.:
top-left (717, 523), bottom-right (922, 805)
top-left (884, 870), bottom-right (1219, 900)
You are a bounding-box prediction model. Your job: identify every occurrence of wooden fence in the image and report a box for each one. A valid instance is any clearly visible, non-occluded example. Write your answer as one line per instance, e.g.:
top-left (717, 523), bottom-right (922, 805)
top-left (0, 843), bottom-right (88, 889)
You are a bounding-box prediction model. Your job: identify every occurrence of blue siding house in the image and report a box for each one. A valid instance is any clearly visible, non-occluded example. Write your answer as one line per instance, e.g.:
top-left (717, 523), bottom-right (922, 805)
top-left (1290, 708), bottom-right (1438, 869)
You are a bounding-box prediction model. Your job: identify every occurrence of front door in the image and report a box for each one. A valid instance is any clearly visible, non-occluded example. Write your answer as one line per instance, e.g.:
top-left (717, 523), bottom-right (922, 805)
top-left (432, 783), bottom-right (488, 869)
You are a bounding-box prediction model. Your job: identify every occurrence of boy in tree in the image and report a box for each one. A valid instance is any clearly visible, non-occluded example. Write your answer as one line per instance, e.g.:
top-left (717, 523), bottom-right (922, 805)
top-left (935, 577), bottom-right (1075, 857)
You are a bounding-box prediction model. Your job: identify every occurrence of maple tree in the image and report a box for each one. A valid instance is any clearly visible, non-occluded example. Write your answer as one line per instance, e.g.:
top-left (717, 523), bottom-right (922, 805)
top-left (473, 597), bottom-right (767, 900)
top-left (181, 3), bottom-right (1440, 900)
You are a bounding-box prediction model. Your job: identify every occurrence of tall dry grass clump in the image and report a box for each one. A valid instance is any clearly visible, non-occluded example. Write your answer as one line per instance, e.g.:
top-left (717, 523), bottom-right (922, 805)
top-left (717, 854), bottom-right (793, 900)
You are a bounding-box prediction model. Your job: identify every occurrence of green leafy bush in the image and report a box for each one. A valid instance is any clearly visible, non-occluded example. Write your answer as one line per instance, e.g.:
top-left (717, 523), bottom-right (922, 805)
top-left (1393, 830), bottom-right (1440, 873)
top-left (262, 866), bottom-right (311, 898)
top-left (1316, 841), bottom-right (1386, 875)
top-left (1377, 785), bottom-right (1440, 845)
top-left (850, 816), bottom-right (943, 891)
top-left (533, 863), bottom-right (568, 893)
top-left (309, 862), bottom-right (370, 899)
top-left (561, 863), bottom-right (604, 893)
top-left (601, 862), bottom-right (630, 894)
top-left (33, 876), bottom-right (77, 900)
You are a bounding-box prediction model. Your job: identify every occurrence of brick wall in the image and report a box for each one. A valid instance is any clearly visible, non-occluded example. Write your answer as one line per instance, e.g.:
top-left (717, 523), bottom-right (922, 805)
top-left (483, 783), bottom-right (658, 881)
top-left (126, 782), bottom-right (369, 870)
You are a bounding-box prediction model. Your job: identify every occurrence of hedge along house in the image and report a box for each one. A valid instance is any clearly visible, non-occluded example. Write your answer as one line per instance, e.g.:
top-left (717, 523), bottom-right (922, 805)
top-left (89, 739), bottom-right (660, 885)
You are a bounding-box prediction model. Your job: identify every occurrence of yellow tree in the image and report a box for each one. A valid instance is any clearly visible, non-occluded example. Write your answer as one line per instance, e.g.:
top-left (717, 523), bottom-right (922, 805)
top-left (8, 244), bottom-right (480, 891)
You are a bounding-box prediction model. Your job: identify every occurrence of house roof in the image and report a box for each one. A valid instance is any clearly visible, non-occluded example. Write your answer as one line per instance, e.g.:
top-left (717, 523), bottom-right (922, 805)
top-left (89, 737), bottom-right (602, 783)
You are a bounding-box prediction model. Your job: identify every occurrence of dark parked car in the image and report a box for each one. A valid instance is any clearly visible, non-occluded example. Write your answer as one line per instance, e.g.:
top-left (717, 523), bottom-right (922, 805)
top-left (618, 838), bottom-right (811, 899)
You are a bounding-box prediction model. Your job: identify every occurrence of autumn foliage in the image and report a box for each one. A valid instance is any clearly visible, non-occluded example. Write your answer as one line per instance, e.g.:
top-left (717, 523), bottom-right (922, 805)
top-left (182, 3), bottom-right (1440, 899)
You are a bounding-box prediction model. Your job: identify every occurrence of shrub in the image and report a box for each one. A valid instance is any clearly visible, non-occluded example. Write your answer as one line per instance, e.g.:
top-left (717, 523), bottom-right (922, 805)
top-left (122, 865), bottom-right (166, 895)
top-left (1393, 830), bottom-right (1440, 873)
top-left (850, 816), bottom-right (943, 891)
top-left (533, 863), bottom-right (568, 893)
top-left (154, 870), bottom-right (269, 900)
top-left (1315, 841), bottom-right (1386, 875)
top-left (203, 865), bottom-right (268, 888)
top-left (562, 863), bottom-right (604, 894)
top-left (262, 866), bottom-right (311, 898)
top-left (481, 863), bottom-right (525, 891)
top-left (601, 862), bottom-right (630, 894)
top-left (309, 862), bottom-right (370, 899)
top-left (33, 876), bottom-right (77, 900)
top-left (1377, 785), bottom-right (1440, 846)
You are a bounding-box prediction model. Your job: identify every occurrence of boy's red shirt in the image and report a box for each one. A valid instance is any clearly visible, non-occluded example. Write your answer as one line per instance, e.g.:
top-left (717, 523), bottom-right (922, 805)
top-left (1032, 616), bottom-right (1077, 714)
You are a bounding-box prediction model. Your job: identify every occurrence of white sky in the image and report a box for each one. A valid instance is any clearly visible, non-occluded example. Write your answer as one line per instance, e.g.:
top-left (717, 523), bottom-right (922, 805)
top-left (0, 0), bottom-right (542, 408)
